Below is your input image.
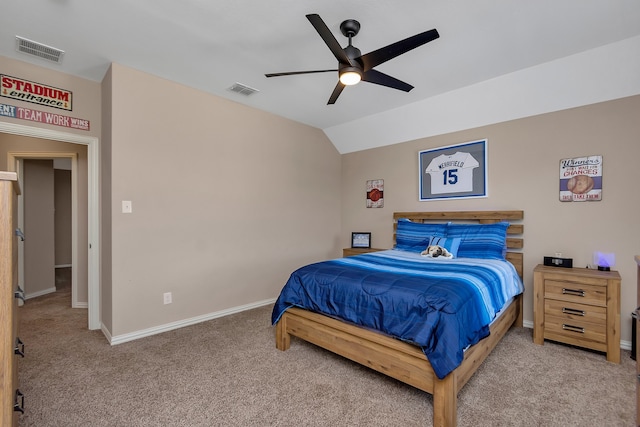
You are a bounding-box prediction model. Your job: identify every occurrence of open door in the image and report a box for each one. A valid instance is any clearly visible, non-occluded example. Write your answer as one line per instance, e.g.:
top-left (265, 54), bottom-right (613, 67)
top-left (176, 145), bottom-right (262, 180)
top-left (22, 159), bottom-right (56, 299)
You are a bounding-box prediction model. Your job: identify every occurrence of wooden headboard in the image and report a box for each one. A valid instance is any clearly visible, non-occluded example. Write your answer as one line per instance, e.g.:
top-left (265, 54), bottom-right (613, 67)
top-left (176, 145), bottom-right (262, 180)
top-left (393, 210), bottom-right (524, 279)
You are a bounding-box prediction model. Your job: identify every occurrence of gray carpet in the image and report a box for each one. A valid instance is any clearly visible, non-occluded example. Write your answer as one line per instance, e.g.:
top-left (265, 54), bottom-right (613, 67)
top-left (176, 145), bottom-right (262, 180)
top-left (17, 275), bottom-right (635, 426)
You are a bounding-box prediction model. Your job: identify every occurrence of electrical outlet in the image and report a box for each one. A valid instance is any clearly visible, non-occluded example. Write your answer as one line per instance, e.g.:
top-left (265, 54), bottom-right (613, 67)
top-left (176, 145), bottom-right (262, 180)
top-left (163, 292), bottom-right (172, 304)
top-left (555, 252), bottom-right (562, 258)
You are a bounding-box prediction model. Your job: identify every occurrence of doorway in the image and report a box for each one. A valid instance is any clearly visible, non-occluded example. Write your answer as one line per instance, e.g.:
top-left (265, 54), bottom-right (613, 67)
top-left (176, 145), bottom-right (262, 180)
top-left (1, 121), bottom-right (100, 330)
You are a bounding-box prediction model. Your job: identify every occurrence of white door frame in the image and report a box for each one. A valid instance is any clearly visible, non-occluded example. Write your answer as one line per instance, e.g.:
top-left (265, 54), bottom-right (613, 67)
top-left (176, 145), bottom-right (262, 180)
top-left (0, 121), bottom-right (100, 330)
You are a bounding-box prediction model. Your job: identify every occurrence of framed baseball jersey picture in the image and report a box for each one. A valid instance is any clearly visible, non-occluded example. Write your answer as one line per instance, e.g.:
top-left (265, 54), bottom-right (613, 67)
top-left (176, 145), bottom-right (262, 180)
top-left (419, 139), bottom-right (488, 201)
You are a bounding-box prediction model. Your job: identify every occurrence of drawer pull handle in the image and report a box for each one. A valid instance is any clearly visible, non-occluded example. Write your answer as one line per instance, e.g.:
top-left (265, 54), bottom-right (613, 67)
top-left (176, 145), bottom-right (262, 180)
top-left (562, 288), bottom-right (585, 297)
top-left (14, 337), bottom-right (25, 357)
top-left (562, 324), bottom-right (585, 334)
top-left (562, 307), bottom-right (585, 316)
top-left (14, 286), bottom-right (25, 302)
top-left (14, 389), bottom-right (24, 414)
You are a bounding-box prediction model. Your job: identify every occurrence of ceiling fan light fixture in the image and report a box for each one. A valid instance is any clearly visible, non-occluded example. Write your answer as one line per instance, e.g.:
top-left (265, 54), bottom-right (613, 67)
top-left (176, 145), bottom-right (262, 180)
top-left (339, 68), bottom-right (362, 86)
top-left (265, 14), bottom-right (439, 104)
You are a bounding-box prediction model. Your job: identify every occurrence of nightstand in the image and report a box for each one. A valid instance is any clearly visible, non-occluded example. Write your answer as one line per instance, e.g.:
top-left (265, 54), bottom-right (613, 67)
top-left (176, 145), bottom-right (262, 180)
top-left (343, 247), bottom-right (385, 257)
top-left (533, 264), bottom-right (621, 363)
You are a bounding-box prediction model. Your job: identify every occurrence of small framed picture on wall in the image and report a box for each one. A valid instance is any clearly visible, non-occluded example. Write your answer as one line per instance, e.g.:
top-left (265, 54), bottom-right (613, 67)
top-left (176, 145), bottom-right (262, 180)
top-left (351, 232), bottom-right (371, 248)
top-left (366, 179), bottom-right (384, 208)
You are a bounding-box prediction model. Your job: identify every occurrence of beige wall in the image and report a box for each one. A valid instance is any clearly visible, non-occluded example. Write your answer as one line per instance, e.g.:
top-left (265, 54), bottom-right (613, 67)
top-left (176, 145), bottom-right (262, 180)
top-left (106, 63), bottom-right (342, 336)
top-left (1, 56), bottom-right (342, 340)
top-left (342, 95), bottom-right (640, 343)
top-left (101, 66), bottom-right (113, 333)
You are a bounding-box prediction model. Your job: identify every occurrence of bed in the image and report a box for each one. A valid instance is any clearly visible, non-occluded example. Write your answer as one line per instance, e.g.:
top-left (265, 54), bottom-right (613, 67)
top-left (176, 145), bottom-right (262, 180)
top-left (272, 210), bottom-right (524, 427)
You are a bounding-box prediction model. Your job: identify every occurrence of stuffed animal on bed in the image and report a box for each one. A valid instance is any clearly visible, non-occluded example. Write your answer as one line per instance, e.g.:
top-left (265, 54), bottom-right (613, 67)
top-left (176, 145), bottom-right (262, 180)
top-left (421, 245), bottom-right (454, 259)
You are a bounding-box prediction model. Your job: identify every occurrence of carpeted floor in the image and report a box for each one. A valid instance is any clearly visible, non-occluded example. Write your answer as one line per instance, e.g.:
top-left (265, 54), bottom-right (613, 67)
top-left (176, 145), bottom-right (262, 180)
top-left (17, 274), bottom-right (636, 426)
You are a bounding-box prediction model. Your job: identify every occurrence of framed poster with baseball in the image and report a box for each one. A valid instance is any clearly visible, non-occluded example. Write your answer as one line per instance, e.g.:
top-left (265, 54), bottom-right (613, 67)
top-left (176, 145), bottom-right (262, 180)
top-left (366, 179), bottom-right (384, 208)
top-left (418, 139), bottom-right (488, 201)
top-left (559, 155), bottom-right (602, 202)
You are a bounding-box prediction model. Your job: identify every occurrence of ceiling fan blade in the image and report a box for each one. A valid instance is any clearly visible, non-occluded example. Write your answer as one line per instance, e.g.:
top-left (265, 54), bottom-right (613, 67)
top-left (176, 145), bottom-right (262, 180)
top-left (306, 14), bottom-right (353, 66)
top-left (359, 29), bottom-right (439, 71)
top-left (265, 69), bottom-right (337, 78)
top-left (327, 81), bottom-right (345, 104)
top-left (362, 69), bottom-right (414, 92)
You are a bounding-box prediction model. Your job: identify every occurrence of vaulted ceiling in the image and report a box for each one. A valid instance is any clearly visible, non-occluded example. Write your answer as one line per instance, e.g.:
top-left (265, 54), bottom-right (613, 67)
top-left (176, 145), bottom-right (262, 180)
top-left (1, 1), bottom-right (639, 152)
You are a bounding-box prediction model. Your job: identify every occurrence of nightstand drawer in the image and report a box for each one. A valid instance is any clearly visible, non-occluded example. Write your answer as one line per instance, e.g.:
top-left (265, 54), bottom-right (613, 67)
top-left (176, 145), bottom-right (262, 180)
top-left (544, 299), bottom-right (607, 324)
top-left (544, 313), bottom-right (607, 349)
top-left (544, 279), bottom-right (607, 306)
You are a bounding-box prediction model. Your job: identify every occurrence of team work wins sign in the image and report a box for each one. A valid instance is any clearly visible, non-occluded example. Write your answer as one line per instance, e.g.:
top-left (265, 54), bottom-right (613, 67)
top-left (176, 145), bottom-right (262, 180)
top-left (0, 103), bottom-right (90, 131)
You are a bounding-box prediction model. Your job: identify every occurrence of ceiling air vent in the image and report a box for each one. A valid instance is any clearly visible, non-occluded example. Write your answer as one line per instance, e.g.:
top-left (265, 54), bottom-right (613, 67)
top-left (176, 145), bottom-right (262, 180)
top-left (15, 36), bottom-right (65, 64)
top-left (227, 82), bottom-right (259, 96)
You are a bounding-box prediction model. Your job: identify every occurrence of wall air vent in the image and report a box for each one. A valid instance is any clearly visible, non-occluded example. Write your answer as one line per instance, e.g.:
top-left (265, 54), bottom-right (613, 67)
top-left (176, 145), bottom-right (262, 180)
top-left (15, 36), bottom-right (65, 64)
top-left (227, 82), bottom-right (259, 96)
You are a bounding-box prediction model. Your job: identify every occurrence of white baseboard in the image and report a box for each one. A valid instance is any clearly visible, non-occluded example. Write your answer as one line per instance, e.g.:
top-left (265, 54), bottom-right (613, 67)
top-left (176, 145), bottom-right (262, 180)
top-left (106, 303), bottom-right (634, 353)
top-left (101, 324), bottom-right (113, 343)
top-left (108, 297), bottom-right (278, 345)
top-left (25, 287), bottom-right (57, 300)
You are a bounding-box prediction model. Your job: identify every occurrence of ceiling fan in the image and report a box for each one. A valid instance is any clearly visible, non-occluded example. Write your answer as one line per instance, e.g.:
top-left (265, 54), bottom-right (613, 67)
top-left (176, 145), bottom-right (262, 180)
top-left (265, 14), bottom-right (439, 105)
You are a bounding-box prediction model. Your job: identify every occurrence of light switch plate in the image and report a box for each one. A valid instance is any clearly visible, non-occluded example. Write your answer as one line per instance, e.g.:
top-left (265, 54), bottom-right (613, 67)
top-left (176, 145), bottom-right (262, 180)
top-left (122, 200), bottom-right (132, 213)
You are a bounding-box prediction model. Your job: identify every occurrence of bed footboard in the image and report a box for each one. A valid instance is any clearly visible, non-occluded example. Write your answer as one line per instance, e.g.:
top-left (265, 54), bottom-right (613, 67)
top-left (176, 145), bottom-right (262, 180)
top-left (276, 306), bottom-right (439, 393)
top-left (275, 294), bottom-right (522, 427)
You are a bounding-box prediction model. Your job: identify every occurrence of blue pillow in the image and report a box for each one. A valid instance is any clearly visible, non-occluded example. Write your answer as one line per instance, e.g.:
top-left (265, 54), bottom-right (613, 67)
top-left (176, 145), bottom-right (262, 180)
top-left (394, 218), bottom-right (447, 253)
top-left (445, 222), bottom-right (509, 260)
top-left (427, 236), bottom-right (461, 258)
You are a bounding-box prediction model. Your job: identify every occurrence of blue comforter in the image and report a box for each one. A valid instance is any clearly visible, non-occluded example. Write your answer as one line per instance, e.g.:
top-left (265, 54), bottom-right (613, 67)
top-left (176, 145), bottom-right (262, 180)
top-left (271, 250), bottom-right (523, 379)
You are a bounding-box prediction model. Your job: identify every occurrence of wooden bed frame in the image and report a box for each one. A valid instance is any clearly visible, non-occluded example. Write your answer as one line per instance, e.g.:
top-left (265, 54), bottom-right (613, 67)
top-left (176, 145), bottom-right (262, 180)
top-left (275, 211), bottom-right (524, 427)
